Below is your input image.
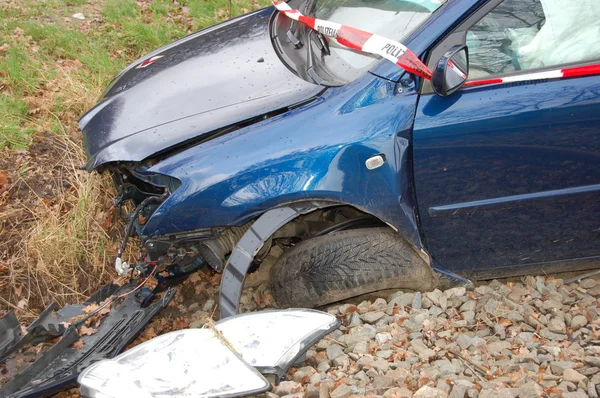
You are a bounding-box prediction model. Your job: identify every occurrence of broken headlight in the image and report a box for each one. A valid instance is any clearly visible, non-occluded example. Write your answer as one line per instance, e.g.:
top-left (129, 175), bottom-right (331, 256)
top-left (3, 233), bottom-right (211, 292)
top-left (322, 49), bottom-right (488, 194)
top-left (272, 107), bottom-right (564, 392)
top-left (78, 310), bottom-right (341, 397)
top-left (78, 328), bottom-right (271, 398)
top-left (215, 309), bottom-right (340, 376)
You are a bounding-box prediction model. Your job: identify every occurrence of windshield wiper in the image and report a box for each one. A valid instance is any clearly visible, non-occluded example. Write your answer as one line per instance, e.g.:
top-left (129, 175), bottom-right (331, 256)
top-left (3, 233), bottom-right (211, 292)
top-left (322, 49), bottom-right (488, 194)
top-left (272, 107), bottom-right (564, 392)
top-left (286, 24), bottom-right (303, 48)
top-left (313, 30), bottom-right (330, 55)
top-left (282, 0), bottom-right (333, 84)
top-left (303, 0), bottom-right (330, 54)
top-left (286, 22), bottom-right (303, 48)
top-left (306, 30), bottom-right (325, 84)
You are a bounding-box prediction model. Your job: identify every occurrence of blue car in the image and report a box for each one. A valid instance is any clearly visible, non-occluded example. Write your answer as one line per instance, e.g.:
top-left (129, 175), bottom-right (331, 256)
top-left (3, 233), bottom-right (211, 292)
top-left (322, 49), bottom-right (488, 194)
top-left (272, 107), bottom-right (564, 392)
top-left (80, 0), bottom-right (600, 317)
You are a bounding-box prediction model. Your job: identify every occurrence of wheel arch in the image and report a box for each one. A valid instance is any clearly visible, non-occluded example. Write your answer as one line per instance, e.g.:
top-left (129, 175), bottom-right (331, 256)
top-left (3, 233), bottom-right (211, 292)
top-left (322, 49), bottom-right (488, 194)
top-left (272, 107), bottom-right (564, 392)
top-left (219, 200), bottom-right (429, 318)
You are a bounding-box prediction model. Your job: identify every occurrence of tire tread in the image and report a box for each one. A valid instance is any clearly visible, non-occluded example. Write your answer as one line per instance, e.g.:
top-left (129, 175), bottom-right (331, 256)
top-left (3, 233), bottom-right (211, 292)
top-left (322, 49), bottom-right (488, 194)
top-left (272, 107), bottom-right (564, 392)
top-left (269, 228), bottom-right (436, 308)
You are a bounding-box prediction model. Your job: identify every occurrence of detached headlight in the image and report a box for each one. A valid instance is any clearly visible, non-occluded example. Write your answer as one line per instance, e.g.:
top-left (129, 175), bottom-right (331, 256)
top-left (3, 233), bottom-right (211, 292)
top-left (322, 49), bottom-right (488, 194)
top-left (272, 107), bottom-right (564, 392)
top-left (78, 329), bottom-right (270, 398)
top-left (78, 309), bottom-right (340, 398)
top-left (215, 309), bottom-right (340, 375)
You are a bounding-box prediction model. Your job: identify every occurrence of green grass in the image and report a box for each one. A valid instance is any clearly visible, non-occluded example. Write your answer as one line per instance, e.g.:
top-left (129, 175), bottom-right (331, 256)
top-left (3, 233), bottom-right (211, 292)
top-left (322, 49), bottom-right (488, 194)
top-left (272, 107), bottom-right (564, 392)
top-left (183, 0), bottom-right (264, 28)
top-left (0, 94), bottom-right (33, 148)
top-left (103, 0), bottom-right (139, 25)
top-left (0, 0), bottom-right (270, 150)
top-left (0, 46), bottom-right (42, 96)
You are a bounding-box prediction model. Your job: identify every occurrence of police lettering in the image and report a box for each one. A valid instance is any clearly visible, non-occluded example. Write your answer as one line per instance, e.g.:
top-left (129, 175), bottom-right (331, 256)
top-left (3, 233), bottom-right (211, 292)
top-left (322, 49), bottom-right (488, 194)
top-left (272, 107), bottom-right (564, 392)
top-left (318, 26), bottom-right (338, 38)
top-left (381, 43), bottom-right (405, 60)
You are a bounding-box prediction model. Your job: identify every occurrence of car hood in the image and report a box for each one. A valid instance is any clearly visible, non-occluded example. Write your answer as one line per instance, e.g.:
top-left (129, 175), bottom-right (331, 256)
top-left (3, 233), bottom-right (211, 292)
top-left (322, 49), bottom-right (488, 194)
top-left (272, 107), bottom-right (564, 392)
top-left (80, 7), bottom-right (323, 171)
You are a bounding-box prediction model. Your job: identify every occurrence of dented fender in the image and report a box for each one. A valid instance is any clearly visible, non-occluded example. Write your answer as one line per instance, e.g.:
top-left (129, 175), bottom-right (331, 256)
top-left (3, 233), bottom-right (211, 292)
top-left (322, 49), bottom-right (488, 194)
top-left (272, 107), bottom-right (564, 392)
top-left (145, 75), bottom-right (425, 251)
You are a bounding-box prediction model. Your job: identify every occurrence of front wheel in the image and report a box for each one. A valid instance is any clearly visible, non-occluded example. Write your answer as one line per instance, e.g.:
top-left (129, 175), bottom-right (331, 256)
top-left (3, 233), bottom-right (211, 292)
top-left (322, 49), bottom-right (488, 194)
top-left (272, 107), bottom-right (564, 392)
top-left (269, 227), bottom-right (437, 308)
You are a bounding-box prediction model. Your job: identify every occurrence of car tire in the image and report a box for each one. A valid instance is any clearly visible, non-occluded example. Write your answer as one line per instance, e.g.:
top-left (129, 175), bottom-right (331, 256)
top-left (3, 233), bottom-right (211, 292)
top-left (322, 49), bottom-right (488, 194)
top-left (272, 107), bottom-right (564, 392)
top-left (269, 227), bottom-right (437, 308)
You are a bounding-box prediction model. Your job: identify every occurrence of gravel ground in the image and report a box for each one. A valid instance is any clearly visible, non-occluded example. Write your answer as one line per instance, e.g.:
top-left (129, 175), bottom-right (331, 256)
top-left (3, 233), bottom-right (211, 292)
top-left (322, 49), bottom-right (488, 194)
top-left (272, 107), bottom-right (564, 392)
top-left (2, 269), bottom-right (600, 398)
top-left (234, 274), bottom-right (600, 398)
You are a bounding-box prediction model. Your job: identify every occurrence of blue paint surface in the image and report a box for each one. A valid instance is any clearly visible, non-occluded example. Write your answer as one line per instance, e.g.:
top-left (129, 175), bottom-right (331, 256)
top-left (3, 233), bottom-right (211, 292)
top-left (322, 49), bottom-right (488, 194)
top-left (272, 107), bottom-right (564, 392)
top-left (413, 76), bottom-right (600, 273)
top-left (147, 75), bottom-right (426, 250)
top-left (83, 0), bottom-right (600, 278)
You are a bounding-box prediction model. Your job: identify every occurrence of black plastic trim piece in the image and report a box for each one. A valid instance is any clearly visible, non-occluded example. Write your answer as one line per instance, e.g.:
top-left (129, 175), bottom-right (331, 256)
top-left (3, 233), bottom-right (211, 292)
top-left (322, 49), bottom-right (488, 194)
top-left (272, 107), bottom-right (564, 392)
top-left (0, 311), bottom-right (21, 363)
top-left (0, 287), bottom-right (175, 398)
top-left (219, 202), bottom-right (330, 318)
top-left (0, 287), bottom-right (123, 365)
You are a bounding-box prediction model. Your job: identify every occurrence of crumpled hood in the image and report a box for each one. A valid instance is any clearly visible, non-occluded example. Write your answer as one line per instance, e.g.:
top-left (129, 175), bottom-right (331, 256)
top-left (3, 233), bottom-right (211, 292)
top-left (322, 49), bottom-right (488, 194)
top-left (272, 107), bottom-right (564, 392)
top-left (80, 7), bottom-right (323, 171)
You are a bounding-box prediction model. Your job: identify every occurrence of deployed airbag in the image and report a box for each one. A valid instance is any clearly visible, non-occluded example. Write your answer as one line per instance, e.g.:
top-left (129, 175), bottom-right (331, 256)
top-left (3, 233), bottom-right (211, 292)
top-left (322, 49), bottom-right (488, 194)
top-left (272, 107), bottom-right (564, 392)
top-left (512, 0), bottom-right (600, 69)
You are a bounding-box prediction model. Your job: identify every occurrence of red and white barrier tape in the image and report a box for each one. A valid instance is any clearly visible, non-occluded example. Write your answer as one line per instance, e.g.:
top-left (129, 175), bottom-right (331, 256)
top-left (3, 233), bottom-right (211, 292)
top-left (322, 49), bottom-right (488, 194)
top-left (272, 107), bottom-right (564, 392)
top-left (273, 1), bottom-right (600, 87)
top-left (272, 0), bottom-right (433, 80)
top-left (464, 64), bottom-right (600, 87)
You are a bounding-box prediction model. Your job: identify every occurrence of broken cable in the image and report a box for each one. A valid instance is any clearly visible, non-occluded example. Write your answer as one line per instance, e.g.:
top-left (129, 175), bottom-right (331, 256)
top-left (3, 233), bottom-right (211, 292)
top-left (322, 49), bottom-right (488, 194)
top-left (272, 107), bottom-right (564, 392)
top-left (115, 194), bottom-right (167, 275)
top-left (272, 0), bottom-right (432, 80)
top-left (78, 193), bottom-right (169, 328)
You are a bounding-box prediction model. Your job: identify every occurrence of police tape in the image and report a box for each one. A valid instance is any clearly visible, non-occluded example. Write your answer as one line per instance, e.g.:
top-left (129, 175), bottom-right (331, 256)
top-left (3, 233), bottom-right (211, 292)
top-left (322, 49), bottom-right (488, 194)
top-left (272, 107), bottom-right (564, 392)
top-left (272, 0), bottom-right (433, 80)
top-left (464, 64), bottom-right (600, 87)
top-left (273, 1), bottom-right (600, 88)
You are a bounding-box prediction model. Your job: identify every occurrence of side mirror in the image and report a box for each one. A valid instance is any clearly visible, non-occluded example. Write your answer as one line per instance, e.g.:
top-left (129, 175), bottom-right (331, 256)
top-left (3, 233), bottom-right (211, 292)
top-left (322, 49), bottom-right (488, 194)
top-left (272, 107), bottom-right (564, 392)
top-left (432, 45), bottom-right (469, 97)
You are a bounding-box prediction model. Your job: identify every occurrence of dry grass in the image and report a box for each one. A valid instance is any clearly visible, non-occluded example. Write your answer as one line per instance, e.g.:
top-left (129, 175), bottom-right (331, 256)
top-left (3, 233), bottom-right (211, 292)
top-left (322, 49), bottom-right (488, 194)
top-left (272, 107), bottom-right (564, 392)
top-left (12, 145), bottom-right (114, 310)
top-left (0, 40), bottom-right (121, 318)
top-left (0, 0), bottom-right (270, 320)
top-left (0, 125), bottom-right (122, 319)
top-left (0, 152), bottom-right (119, 320)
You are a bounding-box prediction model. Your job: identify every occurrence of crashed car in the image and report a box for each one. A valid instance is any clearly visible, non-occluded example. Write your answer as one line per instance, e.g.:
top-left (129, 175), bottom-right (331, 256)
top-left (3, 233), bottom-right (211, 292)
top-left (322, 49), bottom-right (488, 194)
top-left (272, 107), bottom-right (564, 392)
top-left (80, 0), bottom-right (600, 318)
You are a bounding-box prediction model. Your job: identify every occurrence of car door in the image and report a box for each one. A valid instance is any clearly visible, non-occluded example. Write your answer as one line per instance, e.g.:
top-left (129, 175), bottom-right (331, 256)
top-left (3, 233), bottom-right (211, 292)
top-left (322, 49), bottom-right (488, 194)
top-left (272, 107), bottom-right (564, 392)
top-left (412, 0), bottom-right (600, 278)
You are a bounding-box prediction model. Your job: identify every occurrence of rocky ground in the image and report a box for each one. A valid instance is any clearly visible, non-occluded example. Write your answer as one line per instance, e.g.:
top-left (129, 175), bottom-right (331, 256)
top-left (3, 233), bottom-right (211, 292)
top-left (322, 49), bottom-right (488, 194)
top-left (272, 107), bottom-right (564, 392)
top-left (2, 271), bottom-right (600, 398)
top-left (235, 274), bottom-right (600, 398)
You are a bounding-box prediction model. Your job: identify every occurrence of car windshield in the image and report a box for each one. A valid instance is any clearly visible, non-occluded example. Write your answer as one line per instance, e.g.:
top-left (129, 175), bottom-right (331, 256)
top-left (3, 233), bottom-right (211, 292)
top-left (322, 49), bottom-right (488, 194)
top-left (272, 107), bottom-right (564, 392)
top-left (313, 0), bottom-right (444, 81)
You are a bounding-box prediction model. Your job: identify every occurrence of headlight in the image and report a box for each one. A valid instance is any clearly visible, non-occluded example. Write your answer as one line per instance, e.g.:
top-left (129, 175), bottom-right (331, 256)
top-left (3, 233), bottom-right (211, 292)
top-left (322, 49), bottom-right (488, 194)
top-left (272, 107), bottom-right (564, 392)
top-left (79, 309), bottom-right (340, 398)
top-left (215, 309), bottom-right (340, 375)
top-left (78, 328), bottom-right (270, 398)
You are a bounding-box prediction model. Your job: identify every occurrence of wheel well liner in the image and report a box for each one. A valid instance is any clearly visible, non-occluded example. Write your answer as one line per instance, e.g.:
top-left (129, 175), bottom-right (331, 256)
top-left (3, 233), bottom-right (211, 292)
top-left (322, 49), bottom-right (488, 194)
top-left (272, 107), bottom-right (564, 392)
top-left (219, 199), bottom-right (477, 317)
top-left (220, 202), bottom-right (324, 318)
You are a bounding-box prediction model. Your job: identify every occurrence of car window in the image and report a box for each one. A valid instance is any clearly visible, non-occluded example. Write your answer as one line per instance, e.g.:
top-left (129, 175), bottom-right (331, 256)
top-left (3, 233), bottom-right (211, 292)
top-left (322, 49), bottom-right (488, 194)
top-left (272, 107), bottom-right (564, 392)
top-left (466, 0), bottom-right (600, 79)
top-left (314, 0), bottom-right (444, 82)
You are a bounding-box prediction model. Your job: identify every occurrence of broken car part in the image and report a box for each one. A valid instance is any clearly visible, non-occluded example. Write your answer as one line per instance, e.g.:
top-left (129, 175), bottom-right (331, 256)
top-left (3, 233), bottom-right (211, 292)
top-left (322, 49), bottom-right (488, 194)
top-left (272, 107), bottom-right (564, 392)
top-left (0, 285), bottom-right (174, 398)
top-left (0, 284), bottom-right (121, 363)
top-left (79, 8), bottom-right (324, 170)
top-left (219, 203), bottom-right (323, 318)
top-left (78, 309), bottom-right (340, 397)
top-left (0, 311), bottom-right (21, 363)
top-left (115, 193), bottom-right (168, 275)
top-left (80, 0), bottom-right (600, 320)
top-left (78, 328), bottom-right (271, 398)
top-left (0, 302), bottom-right (82, 363)
top-left (215, 309), bottom-right (340, 377)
